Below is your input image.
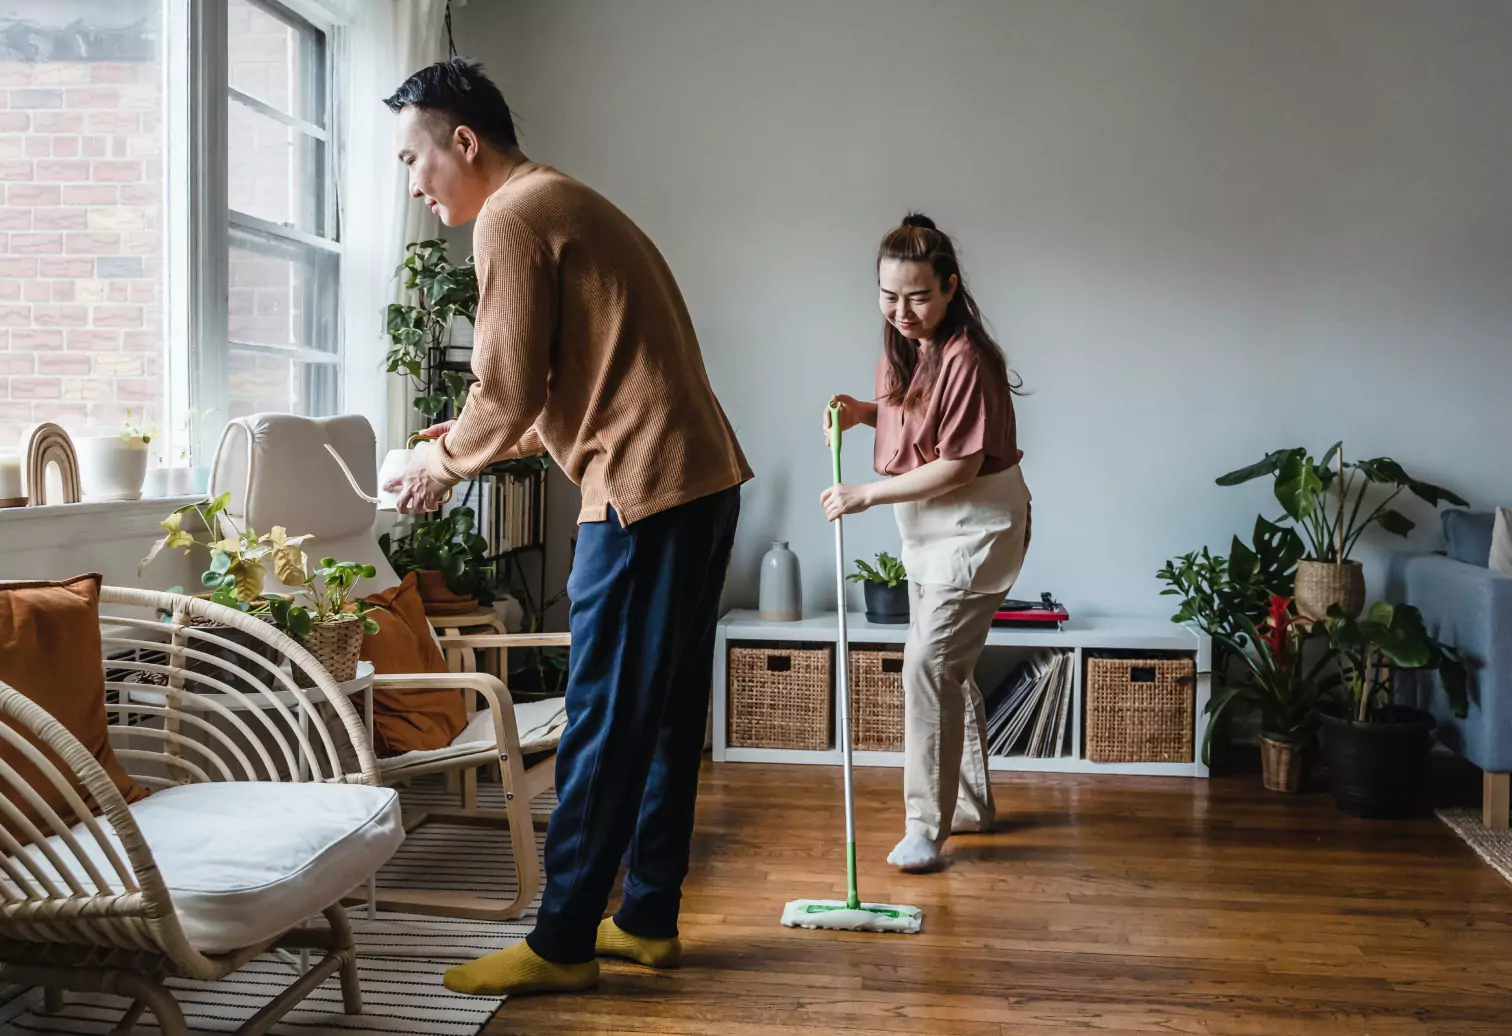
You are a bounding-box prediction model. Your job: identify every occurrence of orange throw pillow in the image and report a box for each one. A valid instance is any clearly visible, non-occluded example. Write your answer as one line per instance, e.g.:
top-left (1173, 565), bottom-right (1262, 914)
top-left (0, 574), bottom-right (149, 845)
top-left (361, 573), bottom-right (468, 756)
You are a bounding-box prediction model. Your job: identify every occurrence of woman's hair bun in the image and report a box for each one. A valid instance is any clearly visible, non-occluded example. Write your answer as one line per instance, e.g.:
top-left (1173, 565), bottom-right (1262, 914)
top-left (900, 212), bottom-right (936, 231)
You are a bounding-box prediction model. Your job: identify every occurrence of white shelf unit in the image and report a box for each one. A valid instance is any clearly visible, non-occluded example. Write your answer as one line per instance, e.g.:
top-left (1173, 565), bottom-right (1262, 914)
top-left (712, 610), bottom-right (1211, 778)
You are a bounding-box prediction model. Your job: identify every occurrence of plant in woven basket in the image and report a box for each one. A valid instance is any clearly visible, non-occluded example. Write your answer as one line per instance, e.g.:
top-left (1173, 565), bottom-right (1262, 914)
top-left (1201, 596), bottom-right (1334, 768)
top-left (260, 552), bottom-right (382, 686)
top-left (1217, 443), bottom-right (1466, 620)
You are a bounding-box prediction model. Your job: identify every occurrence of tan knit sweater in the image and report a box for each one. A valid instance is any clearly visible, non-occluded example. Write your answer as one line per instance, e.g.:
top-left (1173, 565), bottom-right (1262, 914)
top-left (424, 162), bottom-right (752, 526)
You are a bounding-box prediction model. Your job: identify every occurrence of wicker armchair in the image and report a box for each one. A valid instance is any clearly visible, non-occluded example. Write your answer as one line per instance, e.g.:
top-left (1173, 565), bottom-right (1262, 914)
top-left (0, 588), bottom-right (403, 1036)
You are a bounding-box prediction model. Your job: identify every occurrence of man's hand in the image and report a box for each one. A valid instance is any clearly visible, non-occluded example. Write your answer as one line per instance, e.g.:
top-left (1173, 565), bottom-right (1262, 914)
top-left (384, 442), bottom-right (451, 514)
top-left (820, 482), bottom-right (873, 521)
top-left (415, 419), bottom-right (455, 440)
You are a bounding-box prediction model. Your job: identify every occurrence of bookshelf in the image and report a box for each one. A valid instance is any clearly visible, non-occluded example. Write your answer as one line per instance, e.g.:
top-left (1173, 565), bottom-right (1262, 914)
top-left (459, 460), bottom-right (549, 626)
top-left (711, 610), bottom-right (1211, 778)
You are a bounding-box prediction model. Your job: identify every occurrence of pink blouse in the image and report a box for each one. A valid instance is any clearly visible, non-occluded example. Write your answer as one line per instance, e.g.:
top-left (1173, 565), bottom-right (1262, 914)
top-left (873, 333), bottom-right (1021, 477)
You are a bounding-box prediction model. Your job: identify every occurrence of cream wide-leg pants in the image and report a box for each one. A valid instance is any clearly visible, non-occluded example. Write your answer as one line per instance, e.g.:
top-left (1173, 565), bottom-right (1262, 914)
top-left (894, 466), bottom-right (1030, 842)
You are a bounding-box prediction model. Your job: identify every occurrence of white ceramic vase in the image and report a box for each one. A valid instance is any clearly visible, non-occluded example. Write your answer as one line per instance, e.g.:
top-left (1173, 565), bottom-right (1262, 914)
top-left (75, 436), bottom-right (149, 502)
top-left (759, 540), bottom-right (803, 622)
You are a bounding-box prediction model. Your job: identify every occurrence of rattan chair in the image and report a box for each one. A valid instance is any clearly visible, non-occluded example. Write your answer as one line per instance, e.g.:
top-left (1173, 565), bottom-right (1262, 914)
top-left (210, 413), bottom-right (567, 921)
top-left (0, 588), bottom-right (404, 1036)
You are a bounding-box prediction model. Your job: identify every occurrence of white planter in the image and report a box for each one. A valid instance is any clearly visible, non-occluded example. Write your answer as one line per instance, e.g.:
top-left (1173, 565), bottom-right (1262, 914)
top-left (143, 467), bottom-right (173, 498)
top-left (75, 436), bottom-right (150, 502)
top-left (168, 466), bottom-right (209, 496)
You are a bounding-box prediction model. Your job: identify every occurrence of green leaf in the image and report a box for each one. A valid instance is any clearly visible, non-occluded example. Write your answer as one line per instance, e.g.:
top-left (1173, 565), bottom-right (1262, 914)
top-left (414, 395), bottom-right (449, 419)
top-left (210, 550), bottom-right (232, 574)
top-left (199, 570), bottom-right (220, 588)
top-left (1375, 508), bottom-right (1416, 538)
top-left (1215, 449), bottom-right (1295, 487)
top-left (1275, 451), bottom-right (1323, 522)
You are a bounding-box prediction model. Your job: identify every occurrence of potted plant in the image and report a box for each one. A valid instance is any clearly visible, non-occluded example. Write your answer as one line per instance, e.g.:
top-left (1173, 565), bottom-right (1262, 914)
top-left (1202, 596), bottom-right (1334, 793)
top-left (1217, 443), bottom-right (1466, 620)
top-left (139, 492), bottom-right (294, 692)
top-left (848, 551), bottom-right (909, 624)
top-left (385, 239), bottom-right (477, 427)
top-left (1319, 601), bottom-right (1467, 817)
top-left (261, 549), bottom-right (383, 688)
top-left (76, 409), bottom-right (154, 502)
top-left (380, 505), bottom-right (495, 615)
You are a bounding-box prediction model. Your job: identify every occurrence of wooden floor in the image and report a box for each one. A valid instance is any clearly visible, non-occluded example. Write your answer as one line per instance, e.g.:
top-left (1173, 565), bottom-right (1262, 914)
top-left (488, 755), bottom-right (1512, 1035)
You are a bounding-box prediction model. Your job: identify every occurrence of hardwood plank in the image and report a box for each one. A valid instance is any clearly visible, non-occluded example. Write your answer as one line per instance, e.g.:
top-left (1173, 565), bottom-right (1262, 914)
top-left (485, 757), bottom-right (1512, 1035)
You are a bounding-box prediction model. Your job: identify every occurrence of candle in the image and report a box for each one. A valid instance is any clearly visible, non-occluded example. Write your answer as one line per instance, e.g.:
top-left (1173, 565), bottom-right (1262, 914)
top-left (0, 451), bottom-right (22, 506)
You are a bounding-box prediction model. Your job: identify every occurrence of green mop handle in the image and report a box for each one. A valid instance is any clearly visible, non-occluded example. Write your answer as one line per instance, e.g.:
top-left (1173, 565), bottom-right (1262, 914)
top-left (828, 402), bottom-right (860, 911)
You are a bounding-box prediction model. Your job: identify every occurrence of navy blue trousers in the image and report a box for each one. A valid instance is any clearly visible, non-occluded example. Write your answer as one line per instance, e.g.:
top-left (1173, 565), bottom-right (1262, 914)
top-left (525, 486), bottom-right (740, 964)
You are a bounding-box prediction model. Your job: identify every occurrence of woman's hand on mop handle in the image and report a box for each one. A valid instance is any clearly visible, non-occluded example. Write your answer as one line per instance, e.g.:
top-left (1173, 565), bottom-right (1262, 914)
top-left (821, 481), bottom-right (872, 521)
top-left (823, 395), bottom-right (870, 446)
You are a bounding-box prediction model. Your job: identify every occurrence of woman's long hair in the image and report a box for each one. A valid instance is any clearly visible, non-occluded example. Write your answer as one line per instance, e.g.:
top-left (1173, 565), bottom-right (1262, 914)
top-left (878, 213), bottom-right (1022, 410)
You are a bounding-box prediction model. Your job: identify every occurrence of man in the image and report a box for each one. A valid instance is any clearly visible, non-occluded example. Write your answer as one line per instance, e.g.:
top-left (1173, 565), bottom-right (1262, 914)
top-left (383, 59), bottom-right (751, 997)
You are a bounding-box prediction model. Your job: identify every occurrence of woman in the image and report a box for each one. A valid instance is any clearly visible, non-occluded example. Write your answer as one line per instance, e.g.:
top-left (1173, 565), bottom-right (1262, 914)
top-left (823, 213), bottom-right (1030, 873)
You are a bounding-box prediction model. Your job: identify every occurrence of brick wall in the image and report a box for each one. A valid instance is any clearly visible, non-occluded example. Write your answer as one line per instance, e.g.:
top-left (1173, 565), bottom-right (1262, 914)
top-left (0, 0), bottom-right (320, 450)
top-left (0, 56), bottom-right (165, 448)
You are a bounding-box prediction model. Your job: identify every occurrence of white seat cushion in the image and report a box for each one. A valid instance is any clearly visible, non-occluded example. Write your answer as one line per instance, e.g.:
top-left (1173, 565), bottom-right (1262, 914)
top-left (378, 698), bottom-right (566, 773)
top-left (14, 781), bottom-right (403, 955)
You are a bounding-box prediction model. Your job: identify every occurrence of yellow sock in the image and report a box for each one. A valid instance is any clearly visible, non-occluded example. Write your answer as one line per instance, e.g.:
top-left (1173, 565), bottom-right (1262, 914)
top-left (595, 917), bottom-right (683, 969)
top-left (442, 940), bottom-right (599, 997)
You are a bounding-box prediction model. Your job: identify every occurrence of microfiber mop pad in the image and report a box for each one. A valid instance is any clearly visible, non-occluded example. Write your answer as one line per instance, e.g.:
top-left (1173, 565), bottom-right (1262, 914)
top-left (781, 899), bottom-right (922, 934)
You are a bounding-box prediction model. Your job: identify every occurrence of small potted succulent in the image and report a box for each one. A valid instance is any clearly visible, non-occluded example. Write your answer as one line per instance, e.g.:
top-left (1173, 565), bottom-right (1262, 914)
top-left (261, 551), bottom-right (383, 688)
top-left (380, 505), bottom-right (495, 615)
top-left (77, 409), bottom-right (154, 502)
top-left (1320, 601), bottom-right (1467, 817)
top-left (848, 551), bottom-right (909, 625)
top-left (1217, 443), bottom-right (1465, 621)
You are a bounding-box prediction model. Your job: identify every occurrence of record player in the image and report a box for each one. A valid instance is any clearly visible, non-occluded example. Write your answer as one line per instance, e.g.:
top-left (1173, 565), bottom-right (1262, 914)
top-left (991, 592), bottom-right (1069, 630)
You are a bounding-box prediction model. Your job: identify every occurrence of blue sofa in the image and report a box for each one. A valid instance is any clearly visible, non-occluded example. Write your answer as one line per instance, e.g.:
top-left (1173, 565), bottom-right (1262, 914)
top-left (1387, 510), bottom-right (1512, 829)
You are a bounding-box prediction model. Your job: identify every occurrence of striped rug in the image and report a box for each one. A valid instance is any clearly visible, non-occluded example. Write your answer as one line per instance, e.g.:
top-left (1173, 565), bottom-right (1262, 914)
top-left (1, 778), bottom-right (551, 1035)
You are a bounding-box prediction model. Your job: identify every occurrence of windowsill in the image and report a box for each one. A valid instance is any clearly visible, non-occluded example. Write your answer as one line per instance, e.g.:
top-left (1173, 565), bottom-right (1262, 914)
top-left (0, 496), bottom-right (206, 554)
top-left (0, 496), bottom-right (205, 524)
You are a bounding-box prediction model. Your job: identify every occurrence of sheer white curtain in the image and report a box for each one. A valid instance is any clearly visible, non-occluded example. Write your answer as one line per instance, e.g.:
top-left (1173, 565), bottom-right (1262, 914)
top-left (339, 0), bottom-right (448, 455)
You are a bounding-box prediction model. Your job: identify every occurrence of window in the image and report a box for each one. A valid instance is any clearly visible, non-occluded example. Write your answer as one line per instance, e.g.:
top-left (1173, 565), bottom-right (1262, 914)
top-left (224, 0), bottom-right (339, 420)
top-left (0, 0), bottom-right (342, 468)
top-left (0, 1), bottom-right (169, 451)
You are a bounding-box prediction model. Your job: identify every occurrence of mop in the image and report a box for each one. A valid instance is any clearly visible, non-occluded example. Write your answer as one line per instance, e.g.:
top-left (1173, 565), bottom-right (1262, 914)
top-left (780, 403), bottom-right (923, 935)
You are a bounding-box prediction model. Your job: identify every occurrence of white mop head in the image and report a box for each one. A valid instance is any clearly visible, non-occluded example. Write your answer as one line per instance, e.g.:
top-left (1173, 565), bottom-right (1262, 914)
top-left (781, 899), bottom-right (922, 934)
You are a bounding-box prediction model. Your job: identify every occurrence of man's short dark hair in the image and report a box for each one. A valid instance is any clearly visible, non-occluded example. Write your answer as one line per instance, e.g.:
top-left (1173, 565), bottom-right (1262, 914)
top-left (385, 58), bottom-right (518, 151)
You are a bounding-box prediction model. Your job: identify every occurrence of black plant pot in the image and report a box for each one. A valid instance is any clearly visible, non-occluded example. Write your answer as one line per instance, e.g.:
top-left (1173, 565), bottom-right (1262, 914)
top-left (863, 581), bottom-right (910, 625)
top-left (1320, 706), bottom-right (1436, 818)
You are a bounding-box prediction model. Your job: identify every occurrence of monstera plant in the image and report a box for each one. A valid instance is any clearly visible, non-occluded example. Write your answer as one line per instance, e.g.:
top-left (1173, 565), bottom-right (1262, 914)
top-left (1216, 444), bottom-right (1466, 620)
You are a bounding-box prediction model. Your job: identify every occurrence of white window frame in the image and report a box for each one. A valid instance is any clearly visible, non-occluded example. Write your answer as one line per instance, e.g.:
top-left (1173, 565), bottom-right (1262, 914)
top-left (166, 0), bottom-right (348, 466)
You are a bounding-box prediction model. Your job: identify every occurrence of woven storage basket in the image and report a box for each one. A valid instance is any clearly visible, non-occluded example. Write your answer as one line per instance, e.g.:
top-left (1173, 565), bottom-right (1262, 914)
top-left (850, 649), bottom-right (905, 751)
top-left (293, 615), bottom-right (366, 687)
top-left (728, 644), bottom-right (832, 750)
top-left (1085, 656), bottom-right (1195, 763)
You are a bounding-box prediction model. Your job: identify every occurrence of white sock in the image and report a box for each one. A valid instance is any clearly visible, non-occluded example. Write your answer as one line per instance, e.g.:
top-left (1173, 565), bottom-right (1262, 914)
top-left (887, 832), bottom-right (944, 872)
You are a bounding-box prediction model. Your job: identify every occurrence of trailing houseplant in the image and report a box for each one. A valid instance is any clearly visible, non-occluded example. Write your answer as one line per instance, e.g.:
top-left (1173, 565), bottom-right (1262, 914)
top-left (380, 505), bottom-right (496, 614)
top-left (849, 551), bottom-right (909, 624)
top-left (1217, 443), bottom-right (1466, 619)
top-left (1318, 601), bottom-right (1468, 817)
top-left (139, 492), bottom-right (296, 690)
top-left (262, 553), bottom-right (383, 687)
top-left (385, 239), bottom-right (477, 425)
top-left (1201, 596), bottom-right (1336, 792)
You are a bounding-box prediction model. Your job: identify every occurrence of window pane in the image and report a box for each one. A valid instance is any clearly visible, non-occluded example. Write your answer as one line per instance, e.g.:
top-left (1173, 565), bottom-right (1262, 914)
top-left (227, 349), bottom-right (332, 419)
top-left (0, 1), bottom-right (167, 449)
top-left (228, 98), bottom-right (325, 231)
top-left (228, 230), bottom-right (337, 352)
top-left (227, 0), bottom-right (323, 125)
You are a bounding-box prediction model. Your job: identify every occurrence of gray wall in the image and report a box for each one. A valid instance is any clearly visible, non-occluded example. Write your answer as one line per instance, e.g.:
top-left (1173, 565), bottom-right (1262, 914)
top-left (452, 0), bottom-right (1512, 619)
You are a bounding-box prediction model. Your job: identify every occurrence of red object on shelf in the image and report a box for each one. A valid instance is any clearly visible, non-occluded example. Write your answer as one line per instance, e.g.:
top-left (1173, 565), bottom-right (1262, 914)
top-left (992, 593), bottom-right (1069, 630)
